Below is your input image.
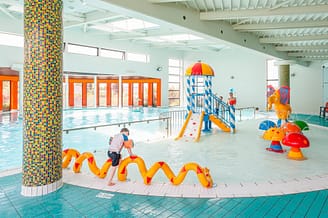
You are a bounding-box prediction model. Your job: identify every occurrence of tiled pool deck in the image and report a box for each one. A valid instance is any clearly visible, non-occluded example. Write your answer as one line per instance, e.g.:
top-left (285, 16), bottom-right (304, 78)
top-left (1, 172), bottom-right (328, 217)
top-left (0, 114), bottom-right (328, 217)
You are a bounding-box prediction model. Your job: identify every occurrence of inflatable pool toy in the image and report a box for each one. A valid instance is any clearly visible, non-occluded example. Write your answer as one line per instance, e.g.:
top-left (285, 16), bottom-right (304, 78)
top-left (62, 149), bottom-right (112, 178)
top-left (62, 148), bottom-right (213, 188)
top-left (118, 155), bottom-right (213, 188)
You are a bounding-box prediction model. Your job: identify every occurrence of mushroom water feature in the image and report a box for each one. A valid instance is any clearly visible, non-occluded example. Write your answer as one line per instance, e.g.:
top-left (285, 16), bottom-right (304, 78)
top-left (281, 122), bottom-right (302, 135)
top-left (282, 132), bottom-right (310, 160)
top-left (262, 127), bottom-right (285, 153)
top-left (293, 120), bottom-right (309, 131)
top-left (259, 120), bottom-right (276, 131)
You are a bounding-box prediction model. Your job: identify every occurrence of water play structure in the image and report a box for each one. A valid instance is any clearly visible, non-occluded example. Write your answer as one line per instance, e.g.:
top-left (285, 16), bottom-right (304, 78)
top-left (175, 61), bottom-right (235, 142)
top-left (267, 86), bottom-right (291, 127)
top-left (62, 148), bottom-right (213, 188)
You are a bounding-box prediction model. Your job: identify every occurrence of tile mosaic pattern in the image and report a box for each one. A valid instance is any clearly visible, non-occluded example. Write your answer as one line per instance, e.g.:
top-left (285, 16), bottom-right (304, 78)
top-left (23, 0), bottom-right (63, 187)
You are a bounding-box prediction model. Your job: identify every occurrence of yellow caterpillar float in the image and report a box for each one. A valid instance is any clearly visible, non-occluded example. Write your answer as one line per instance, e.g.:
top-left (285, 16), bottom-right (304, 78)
top-left (62, 148), bottom-right (213, 188)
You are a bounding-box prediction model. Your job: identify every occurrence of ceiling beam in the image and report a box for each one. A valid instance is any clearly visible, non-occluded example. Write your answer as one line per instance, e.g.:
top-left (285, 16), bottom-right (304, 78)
top-left (64, 12), bottom-right (124, 29)
top-left (0, 5), bottom-right (17, 20)
top-left (100, 0), bottom-right (299, 64)
top-left (200, 5), bottom-right (328, 20)
top-left (0, 0), bottom-right (22, 6)
top-left (288, 51), bottom-right (328, 56)
top-left (296, 57), bottom-right (328, 61)
top-left (260, 34), bottom-right (328, 43)
top-left (275, 45), bottom-right (328, 51)
top-left (148, 0), bottom-right (193, 3)
top-left (233, 20), bottom-right (328, 31)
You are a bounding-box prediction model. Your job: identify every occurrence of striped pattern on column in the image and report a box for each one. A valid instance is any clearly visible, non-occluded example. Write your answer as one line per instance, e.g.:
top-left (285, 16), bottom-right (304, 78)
top-left (22, 0), bottom-right (63, 196)
top-left (191, 76), bottom-right (196, 112)
top-left (186, 77), bottom-right (191, 111)
top-left (204, 76), bottom-right (210, 114)
top-left (208, 77), bottom-right (212, 114)
top-left (229, 106), bottom-right (236, 133)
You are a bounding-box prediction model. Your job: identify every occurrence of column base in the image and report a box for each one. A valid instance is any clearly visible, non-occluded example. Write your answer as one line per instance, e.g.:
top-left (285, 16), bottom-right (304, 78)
top-left (21, 178), bottom-right (63, 197)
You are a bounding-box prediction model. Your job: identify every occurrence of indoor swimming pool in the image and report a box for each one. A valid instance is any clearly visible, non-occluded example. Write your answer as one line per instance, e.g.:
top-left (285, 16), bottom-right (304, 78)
top-left (1, 108), bottom-right (327, 187)
top-left (0, 108), bottom-right (328, 217)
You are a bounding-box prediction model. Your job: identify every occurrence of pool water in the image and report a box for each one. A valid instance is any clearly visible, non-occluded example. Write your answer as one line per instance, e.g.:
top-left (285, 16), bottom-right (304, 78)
top-left (1, 108), bottom-right (327, 187)
top-left (0, 107), bottom-right (169, 171)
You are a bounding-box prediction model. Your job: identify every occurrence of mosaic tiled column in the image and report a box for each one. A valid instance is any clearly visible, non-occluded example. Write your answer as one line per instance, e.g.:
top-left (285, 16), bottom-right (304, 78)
top-left (22, 0), bottom-right (63, 196)
top-left (279, 64), bottom-right (290, 88)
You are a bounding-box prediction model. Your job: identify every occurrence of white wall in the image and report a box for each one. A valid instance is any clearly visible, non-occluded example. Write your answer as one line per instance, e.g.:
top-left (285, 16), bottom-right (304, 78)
top-left (183, 47), bottom-right (268, 110)
top-left (0, 45), bottom-right (23, 66)
top-left (290, 62), bottom-right (323, 114)
top-left (183, 48), bottom-right (325, 114)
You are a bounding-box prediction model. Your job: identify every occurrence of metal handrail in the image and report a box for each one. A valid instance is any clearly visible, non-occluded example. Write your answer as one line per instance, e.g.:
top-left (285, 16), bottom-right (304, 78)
top-left (63, 117), bottom-right (170, 135)
top-left (159, 109), bottom-right (187, 136)
top-left (235, 106), bottom-right (257, 121)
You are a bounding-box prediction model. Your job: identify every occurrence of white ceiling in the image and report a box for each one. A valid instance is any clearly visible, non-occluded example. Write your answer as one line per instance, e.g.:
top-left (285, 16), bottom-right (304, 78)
top-left (0, 0), bottom-right (327, 65)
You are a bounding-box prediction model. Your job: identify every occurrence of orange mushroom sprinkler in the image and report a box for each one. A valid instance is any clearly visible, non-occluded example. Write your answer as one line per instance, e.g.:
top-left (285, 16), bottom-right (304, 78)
top-left (282, 132), bottom-right (310, 160)
top-left (280, 122), bottom-right (302, 135)
top-left (262, 127), bottom-right (285, 153)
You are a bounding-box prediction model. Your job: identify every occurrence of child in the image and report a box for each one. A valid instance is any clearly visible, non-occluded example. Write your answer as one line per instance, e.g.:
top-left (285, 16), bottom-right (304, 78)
top-left (107, 127), bottom-right (134, 186)
top-left (227, 92), bottom-right (237, 106)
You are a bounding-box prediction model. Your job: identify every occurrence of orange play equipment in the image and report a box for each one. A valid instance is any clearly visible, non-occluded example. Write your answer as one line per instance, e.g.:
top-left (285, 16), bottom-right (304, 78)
top-left (62, 148), bottom-right (213, 188)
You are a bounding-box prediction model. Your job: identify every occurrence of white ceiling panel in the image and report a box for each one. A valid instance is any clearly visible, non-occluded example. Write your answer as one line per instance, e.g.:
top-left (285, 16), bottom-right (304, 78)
top-left (0, 0), bottom-right (327, 64)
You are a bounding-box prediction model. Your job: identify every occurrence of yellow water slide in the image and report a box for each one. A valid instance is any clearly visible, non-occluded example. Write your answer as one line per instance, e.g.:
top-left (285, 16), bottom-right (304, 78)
top-left (209, 114), bottom-right (231, 132)
top-left (175, 111), bottom-right (205, 142)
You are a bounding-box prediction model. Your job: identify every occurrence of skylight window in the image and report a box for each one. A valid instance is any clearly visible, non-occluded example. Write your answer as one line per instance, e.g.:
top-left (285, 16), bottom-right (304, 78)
top-left (0, 32), bottom-right (23, 48)
top-left (159, 34), bottom-right (203, 42)
top-left (143, 34), bottom-right (203, 43)
top-left (92, 18), bottom-right (159, 32)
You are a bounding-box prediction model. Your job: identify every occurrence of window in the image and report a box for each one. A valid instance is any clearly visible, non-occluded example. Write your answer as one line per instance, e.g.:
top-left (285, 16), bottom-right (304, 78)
top-left (0, 32), bottom-right (23, 48)
top-left (168, 58), bottom-right (182, 107)
top-left (98, 83), bottom-right (107, 107)
top-left (267, 59), bottom-right (279, 97)
top-left (122, 83), bottom-right (129, 107)
top-left (126, 52), bottom-right (149, 63)
top-left (67, 43), bottom-right (98, 56)
top-left (74, 83), bottom-right (82, 107)
top-left (111, 83), bottom-right (119, 107)
top-left (133, 83), bottom-right (139, 106)
top-left (2, 81), bottom-right (10, 111)
top-left (87, 83), bottom-right (95, 107)
top-left (100, 48), bottom-right (125, 60)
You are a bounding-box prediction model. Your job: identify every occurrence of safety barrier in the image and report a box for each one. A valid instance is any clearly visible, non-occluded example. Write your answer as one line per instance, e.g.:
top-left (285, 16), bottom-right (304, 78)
top-left (235, 107), bottom-right (257, 121)
top-left (159, 109), bottom-right (187, 136)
